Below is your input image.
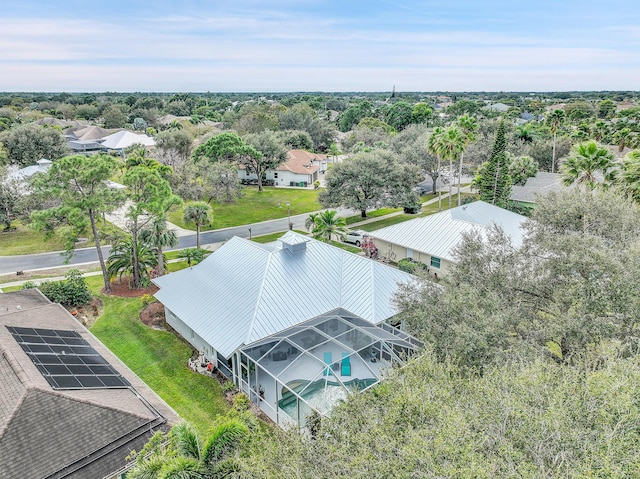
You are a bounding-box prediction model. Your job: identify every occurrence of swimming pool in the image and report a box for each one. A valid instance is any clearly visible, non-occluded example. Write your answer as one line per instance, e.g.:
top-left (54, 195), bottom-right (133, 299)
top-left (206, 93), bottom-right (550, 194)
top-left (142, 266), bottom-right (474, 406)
top-left (279, 377), bottom-right (377, 419)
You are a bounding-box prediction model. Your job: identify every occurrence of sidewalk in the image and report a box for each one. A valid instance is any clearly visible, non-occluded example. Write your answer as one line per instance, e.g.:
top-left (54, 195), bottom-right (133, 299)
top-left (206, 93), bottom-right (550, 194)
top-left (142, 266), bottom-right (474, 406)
top-left (0, 187), bottom-right (470, 290)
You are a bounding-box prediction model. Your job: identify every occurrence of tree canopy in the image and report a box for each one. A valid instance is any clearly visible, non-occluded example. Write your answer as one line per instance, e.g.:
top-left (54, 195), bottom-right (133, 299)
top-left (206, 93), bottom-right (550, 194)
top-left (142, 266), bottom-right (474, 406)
top-left (319, 149), bottom-right (421, 218)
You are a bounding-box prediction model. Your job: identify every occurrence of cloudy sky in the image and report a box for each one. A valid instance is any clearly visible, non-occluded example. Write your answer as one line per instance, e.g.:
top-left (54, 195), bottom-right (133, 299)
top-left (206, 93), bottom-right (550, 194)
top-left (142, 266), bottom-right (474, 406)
top-left (1, 0), bottom-right (639, 92)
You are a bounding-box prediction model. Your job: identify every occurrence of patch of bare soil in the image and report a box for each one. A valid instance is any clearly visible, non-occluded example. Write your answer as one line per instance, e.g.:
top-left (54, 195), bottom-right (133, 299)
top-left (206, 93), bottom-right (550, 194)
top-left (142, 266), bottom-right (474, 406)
top-left (68, 297), bottom-right (103, 328)
top-left (140, 302), bottom-right (168, 330)
top-left (103, 277), bottom-right (159, 297)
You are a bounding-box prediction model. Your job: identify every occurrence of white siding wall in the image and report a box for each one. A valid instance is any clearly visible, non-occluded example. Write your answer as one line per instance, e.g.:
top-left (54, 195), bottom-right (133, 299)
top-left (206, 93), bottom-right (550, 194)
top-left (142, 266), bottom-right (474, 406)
top-left (164, 308), bottom-right (217, 362)
top-left (372, 239), bottom-right (454, 277)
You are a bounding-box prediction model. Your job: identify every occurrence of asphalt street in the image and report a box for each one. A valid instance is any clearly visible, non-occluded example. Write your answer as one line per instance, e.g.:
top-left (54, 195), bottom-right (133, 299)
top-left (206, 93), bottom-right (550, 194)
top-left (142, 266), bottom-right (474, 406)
top-left (0, 209), bottom-right (352, 275)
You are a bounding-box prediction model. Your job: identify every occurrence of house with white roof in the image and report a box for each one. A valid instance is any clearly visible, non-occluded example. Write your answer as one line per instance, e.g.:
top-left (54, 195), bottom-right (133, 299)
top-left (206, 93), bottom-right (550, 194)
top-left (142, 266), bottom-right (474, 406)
top-left (153, 231), bottom-right (421, 429)
top-left (368, 201), bottom-right (527, 277)
top-left (100, 130), bottom-right (155, 154)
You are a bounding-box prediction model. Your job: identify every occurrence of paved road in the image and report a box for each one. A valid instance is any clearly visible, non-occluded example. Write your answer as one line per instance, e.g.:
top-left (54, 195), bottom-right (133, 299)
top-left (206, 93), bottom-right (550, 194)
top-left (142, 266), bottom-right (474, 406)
top-left (0, 209), bottom-right (355, 275)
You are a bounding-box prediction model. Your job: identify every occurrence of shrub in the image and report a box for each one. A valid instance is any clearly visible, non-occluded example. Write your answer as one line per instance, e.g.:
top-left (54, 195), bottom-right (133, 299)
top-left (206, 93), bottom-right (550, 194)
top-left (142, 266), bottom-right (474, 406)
top-left (222, 380), bottom-right (236, 393)
top-left (141, 294), bottom-right (155, 306)
top-left (20, 281), bottom-right (37, 290)
top-left (398, 259), bottom-right (417, 274)
top-left (38, 269), bottom-right (91, 307)
top-left (233, 392), bottom-right (250, 411)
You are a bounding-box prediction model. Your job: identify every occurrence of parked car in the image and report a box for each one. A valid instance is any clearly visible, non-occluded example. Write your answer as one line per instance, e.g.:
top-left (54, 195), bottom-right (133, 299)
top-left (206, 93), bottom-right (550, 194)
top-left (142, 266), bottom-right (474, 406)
top-left (344, 230), bottom-right (368, 246)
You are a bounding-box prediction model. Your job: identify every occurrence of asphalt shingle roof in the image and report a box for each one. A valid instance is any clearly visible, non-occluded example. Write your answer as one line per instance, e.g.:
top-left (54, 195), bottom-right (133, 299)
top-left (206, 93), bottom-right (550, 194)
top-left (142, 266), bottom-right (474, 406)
top-left (0, 291), bottom-right (180, 479)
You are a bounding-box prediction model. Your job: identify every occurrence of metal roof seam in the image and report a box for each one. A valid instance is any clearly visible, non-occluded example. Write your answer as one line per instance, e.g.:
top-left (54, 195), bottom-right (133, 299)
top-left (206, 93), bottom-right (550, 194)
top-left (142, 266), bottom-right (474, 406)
top-left (244, 245), bottom-right (273, 349)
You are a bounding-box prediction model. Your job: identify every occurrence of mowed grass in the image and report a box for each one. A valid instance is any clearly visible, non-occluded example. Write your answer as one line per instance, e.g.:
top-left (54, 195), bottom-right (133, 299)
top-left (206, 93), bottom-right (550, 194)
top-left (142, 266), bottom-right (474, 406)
top-left (0, 220), bottom-right (120, 256)
top-left (168, 187), bottom-right (322, 230)
top-left (86, 276), bottom-right (229, 433)
top-left (0, 222), bottom-right (87, 255)
top-left (358, 194), bottom-right (476, 231)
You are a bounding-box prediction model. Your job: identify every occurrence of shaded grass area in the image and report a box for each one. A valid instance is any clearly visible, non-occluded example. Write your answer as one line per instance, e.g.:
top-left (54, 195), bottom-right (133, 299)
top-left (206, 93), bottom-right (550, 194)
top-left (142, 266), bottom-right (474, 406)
top-left (168, 187), bottom-right (322, 230)
top-left (86, 276), bottom-right (229, 434)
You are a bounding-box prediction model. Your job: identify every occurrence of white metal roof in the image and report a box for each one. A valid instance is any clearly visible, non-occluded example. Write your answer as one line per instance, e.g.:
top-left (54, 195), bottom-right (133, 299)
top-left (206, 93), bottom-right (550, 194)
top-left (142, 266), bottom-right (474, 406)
top-left (100, 131), bottom-right (155, 150)
top-left (153, 232), bottom-right (415, 358)
top-left (369, 201), bottom-right (526, 262)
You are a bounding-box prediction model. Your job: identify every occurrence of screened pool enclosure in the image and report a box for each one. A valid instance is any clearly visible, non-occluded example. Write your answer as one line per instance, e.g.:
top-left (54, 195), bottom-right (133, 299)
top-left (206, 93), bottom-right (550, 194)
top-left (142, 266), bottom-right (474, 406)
top-left (234, 308), bottom-right (422, 429)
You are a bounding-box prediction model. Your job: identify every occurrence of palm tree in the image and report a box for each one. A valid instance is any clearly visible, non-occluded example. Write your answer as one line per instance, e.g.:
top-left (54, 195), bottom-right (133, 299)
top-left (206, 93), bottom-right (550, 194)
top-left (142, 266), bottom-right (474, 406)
top-left (106, 236), bottom-right (157, 287)
top-left (310, 210), bottom-right (347, 244)
top-left (139, 216), bottom-right (178, 276)
top-left (546, 109), bottom-right (565, 173)
top-left (615, 150), bottom-right (640, 202)
top-left (127, 420), bottom-right (249, 479)
top-left (613, 127), bottom-right (634, 153)
top-left (427, 127), bottom-right (444, 211)
top-left (183, 202), bottom-right (212, 249)
top-left (168, 119), bottom-right (183, 131)
top-left (514, 123), bottom-right (536, 144)
top-left (456, 115), bottom-right (478, 205)
top-left (560, 140), bottom-right (614, 190)
top-left (178, 247), bottom-right (207, 267)
top-left (430, 125), bottom-right (466, 208)
top-left (305, 212), bottom-right (318, 232)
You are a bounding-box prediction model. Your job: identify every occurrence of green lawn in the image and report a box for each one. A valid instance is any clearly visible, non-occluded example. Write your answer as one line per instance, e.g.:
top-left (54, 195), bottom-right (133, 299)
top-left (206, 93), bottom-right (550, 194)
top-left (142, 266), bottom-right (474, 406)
top-left (0, 222), bottom-right (85, 255)
top-left (0, 220), bottom-right (120, 256)
top-left (86, 276), bottom-right (229, 433)
top-left (358, 194), bottom-right (476, 231)
top-left (169, 187), bottom-right (322, 230)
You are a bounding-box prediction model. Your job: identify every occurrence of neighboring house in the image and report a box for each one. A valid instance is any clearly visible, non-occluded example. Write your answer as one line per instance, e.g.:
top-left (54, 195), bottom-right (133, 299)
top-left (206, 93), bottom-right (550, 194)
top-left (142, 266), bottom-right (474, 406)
top-left (100, 131), bottom-right (155, 154)
top-left (485, 102), bottom-right (511, 113)
top-left (239, 149), bottom-right (325, 187)
top-left (368, 201), bottom-right (527, 277)
top-left (7, 158), bottom-right (52, 183)
top-left (66, 125), bottom-right (117, 155)
top-left (153, 231), bottom-right (422, 430)
top-left (510, 172), bottom-right (564, 210)
top-left (0, 289), bottom-right (179, 479)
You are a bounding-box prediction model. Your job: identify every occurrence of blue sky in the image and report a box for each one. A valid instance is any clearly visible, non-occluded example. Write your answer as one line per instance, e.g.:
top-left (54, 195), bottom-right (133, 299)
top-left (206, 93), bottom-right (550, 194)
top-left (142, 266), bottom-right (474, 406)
top-left (1, 0), bottom-right (638, 92)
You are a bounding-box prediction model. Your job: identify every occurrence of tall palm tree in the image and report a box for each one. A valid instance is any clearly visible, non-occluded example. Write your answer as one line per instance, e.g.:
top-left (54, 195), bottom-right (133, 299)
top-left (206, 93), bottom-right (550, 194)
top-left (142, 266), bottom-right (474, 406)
top-left (456, 115), bottom-right (478, 205)
top-left (311, 210), bottom-right (347, 244)
top-left (546, 109), bottom-right (565, 173)
top-left (183, 202), bottom-right (213, 249)
top-left (127, 420), bottom-right (249, 479)
top-left (427, 127), bottom-right (444, 211)
top-left (430, 125), bottom-right (466, 207)
top-left (139, 216), bottom-right (178, 276)
top-left (560, 140), bottom-right (614, 190)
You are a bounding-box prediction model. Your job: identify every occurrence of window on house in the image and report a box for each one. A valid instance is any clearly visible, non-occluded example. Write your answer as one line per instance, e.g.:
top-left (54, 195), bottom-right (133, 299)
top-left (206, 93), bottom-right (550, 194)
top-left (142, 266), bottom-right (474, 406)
top-left (245, 170), bottom-right (250, 176)
top-left (274, 172), bottom-right (278, 178)
top-left (430, 256), bottom-right (441, 268)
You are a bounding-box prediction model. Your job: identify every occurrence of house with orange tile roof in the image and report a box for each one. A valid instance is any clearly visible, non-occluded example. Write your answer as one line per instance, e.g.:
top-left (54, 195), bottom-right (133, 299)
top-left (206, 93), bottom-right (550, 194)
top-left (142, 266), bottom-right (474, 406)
top-left (239, 149), bottom-right (326, 187)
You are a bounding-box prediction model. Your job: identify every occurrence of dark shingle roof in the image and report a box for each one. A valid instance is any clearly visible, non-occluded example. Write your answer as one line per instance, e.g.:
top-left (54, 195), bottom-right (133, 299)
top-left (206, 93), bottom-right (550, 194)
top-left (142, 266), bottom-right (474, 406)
top-left (0, 291), bottom-right (180, 479)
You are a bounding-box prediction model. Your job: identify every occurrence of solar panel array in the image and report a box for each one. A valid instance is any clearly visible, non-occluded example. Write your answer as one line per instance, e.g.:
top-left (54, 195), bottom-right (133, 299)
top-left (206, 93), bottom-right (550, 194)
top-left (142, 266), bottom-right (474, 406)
top-left (7, 326), bottom-right (130, 390)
